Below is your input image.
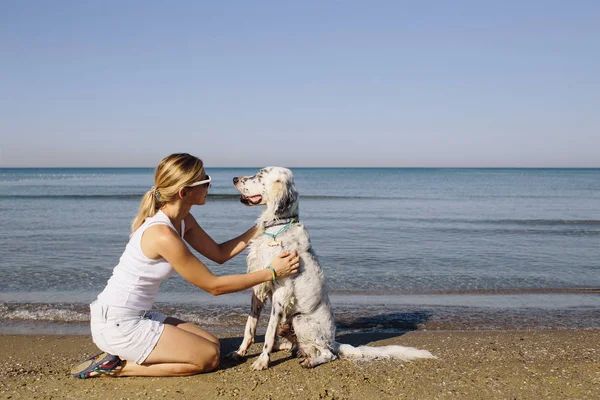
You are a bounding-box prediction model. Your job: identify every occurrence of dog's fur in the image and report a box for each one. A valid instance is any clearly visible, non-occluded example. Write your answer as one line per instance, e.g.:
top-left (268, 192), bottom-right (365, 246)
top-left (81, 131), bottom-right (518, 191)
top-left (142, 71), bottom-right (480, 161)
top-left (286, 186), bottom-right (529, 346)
top-left (230, 167), bottom-right (435, 370)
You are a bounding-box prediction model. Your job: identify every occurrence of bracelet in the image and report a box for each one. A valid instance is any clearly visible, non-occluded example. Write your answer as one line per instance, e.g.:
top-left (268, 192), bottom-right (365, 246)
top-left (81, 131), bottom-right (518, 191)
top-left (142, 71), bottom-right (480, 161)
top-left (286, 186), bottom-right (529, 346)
top-left (266, 266), bottom-right (277, 283)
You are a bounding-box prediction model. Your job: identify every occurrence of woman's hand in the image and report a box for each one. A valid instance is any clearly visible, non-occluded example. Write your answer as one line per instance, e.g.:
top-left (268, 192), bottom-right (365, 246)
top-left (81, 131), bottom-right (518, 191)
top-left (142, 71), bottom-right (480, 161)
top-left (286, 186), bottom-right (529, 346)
top-left (270, 250), bottom-right (300, 278)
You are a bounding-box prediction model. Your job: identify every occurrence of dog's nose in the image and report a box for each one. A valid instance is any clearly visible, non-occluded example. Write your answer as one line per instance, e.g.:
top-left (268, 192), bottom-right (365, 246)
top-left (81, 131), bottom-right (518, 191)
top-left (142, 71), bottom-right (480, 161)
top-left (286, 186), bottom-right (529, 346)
top-left (233, 177), bottom-right (239, 184)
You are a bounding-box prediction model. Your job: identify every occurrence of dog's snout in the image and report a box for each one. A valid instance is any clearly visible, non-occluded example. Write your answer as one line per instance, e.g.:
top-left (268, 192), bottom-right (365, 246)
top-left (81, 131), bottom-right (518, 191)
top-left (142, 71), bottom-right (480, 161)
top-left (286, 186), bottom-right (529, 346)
top-left (233, 177), bottom-right (239, 184)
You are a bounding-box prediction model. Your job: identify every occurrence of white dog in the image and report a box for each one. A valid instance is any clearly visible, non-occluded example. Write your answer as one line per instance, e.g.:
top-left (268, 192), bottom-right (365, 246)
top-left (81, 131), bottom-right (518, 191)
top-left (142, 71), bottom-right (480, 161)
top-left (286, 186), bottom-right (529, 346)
top-left (230, 167), bottom-right (435, 370)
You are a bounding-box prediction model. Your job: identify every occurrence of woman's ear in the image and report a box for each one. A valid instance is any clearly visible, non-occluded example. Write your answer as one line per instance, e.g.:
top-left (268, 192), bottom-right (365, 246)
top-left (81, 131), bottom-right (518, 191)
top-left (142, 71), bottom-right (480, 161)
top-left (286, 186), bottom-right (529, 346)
top-left (178, 187), bottom-right (187, 200)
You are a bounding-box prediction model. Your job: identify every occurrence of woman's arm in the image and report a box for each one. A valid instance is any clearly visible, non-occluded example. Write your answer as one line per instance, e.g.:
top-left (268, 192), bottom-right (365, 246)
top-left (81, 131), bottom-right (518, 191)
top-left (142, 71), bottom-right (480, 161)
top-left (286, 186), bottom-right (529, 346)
top-left (146, 225), bottom-right (298, 295)
top-left (183, 213), bottom-right (260, 264)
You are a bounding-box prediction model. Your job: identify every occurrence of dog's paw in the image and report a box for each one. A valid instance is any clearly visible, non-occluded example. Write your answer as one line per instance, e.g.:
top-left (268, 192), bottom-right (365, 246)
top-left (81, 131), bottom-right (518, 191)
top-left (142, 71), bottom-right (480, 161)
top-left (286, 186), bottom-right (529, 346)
top-left (296, 348), bottom-right (307, 359)
top-left (225, 351), bottom-right (245, 361)
top-left (300, 358), bottom-right (316, 368)
top-left (251, 355), bottom-right (270, 371)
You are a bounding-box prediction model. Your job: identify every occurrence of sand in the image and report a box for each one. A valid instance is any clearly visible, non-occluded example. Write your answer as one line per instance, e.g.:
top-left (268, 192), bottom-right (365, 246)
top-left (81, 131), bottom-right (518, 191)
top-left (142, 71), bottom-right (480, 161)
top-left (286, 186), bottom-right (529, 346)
top-left (1, 330), bottom-right (599, 399)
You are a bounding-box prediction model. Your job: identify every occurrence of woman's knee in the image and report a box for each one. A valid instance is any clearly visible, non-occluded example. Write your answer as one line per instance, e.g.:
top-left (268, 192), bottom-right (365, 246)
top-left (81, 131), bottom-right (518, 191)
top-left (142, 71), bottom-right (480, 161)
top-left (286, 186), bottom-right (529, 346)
top-left (206, 355), bottom-right (219, 372)
top-left (206, 343), bottom-right (220, 371)
top-left (185, 341), bottom-right (220, 373)
top-left (172, 348), bottom-right (219, 375)
top-left (196, 342), bottom-right (220, 372)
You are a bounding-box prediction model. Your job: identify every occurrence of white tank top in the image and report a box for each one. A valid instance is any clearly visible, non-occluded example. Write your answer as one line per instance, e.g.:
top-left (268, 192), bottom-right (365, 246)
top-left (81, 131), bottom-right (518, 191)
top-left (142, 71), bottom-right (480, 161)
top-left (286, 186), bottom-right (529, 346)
top-left (97, 210), bottom-right (185, 310)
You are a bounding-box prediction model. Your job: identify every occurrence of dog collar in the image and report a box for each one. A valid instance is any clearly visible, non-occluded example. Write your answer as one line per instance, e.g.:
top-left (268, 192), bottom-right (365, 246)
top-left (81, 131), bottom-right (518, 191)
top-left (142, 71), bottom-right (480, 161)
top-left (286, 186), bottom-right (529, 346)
top-left (263, 216), bottom-right (299, 229)
top-left (262, 217), bottom-right (298, 247)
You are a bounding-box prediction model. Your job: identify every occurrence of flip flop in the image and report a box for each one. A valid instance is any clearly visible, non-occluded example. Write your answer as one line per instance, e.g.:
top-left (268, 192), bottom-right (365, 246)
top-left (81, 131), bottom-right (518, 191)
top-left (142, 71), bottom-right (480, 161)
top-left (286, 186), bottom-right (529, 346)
top-left (70, 352), bottom-right (122, 379)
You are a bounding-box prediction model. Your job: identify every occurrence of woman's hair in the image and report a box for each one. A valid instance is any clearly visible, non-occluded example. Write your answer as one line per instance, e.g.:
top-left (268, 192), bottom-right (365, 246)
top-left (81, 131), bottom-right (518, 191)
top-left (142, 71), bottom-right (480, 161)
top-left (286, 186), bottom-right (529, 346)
top-left (131, 153), bottom-right (205, 232)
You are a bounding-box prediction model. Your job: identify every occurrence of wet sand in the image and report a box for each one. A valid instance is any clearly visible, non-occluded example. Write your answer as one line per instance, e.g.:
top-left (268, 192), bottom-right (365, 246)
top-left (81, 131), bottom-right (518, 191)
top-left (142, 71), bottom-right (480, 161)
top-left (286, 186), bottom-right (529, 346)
top-left (1, 329), bottom-right (599, 399)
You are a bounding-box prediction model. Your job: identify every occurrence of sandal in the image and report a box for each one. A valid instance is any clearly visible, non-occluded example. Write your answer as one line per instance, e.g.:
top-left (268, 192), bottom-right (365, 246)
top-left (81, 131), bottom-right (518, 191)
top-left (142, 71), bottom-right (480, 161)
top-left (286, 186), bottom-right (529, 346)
top-left (70, 352), bottom-right (122, 379)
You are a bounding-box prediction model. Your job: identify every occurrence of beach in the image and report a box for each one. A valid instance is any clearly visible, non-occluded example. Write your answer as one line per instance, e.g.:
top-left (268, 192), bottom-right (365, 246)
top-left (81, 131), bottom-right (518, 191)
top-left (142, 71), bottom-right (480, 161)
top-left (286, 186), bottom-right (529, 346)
top-left (1, 169), bottom-right (599, 399)
top-left (1, 329), bottom-right (599, 399)
top-left (3, 0), bottom-right (600, 396)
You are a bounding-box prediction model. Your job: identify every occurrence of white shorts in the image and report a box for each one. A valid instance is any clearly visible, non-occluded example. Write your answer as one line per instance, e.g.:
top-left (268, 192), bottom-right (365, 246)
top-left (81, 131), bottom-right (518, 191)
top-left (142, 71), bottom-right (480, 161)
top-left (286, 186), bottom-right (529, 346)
top-left (90, 300), bottom-right (167, 364)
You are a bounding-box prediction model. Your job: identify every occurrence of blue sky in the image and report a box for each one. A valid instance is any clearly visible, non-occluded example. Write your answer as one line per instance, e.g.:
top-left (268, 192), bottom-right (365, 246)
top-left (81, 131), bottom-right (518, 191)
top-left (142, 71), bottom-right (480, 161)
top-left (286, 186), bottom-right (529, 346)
top-left (1, 1), bottom-right (599, 167)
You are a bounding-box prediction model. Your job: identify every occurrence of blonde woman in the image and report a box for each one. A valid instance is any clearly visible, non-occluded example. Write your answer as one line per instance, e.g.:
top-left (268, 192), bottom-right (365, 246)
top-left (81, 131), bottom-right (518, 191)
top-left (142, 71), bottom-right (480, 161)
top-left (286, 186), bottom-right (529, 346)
top-left (71, 153), bottom-right (300, 378)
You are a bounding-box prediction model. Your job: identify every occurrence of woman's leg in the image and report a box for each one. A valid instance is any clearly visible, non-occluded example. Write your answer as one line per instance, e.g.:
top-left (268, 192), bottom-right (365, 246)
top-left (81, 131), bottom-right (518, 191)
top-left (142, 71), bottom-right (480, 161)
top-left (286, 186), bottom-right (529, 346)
top-left (163, 317), bottom-right (220, 346)
top-left (113, 323), bottom-right (220, 377)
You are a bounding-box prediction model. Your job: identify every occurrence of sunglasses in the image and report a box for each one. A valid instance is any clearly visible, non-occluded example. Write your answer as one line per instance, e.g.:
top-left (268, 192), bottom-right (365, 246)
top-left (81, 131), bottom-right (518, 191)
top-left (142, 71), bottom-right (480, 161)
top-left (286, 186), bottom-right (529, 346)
top-left (187, 175), bottom-right (212, 188)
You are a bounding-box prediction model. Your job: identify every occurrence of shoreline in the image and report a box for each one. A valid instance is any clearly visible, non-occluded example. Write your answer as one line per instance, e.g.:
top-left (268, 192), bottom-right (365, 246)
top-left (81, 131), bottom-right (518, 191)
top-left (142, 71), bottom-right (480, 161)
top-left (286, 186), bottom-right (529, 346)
top-left (2, 295), bottom-right (600, 335)
top-left (1, 329), bottom-right (599, 399)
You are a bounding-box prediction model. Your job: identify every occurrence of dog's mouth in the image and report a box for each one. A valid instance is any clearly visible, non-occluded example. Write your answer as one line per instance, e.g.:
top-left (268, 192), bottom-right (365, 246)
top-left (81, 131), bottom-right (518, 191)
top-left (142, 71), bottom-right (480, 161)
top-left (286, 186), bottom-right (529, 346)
top-left (240, 194), bottom-right (263, 206)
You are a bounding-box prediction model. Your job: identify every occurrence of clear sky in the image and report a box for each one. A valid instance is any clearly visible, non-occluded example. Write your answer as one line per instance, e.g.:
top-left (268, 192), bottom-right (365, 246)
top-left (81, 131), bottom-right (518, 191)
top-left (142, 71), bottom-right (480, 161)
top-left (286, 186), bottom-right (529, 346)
top-left (1, 1), bottom-right (599, 168)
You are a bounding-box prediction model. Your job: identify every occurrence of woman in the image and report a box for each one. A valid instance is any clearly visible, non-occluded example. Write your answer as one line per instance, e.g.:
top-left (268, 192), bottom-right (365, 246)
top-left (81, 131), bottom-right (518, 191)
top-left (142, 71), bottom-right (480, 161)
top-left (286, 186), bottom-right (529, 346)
top-left (71, 153), bottom-right (300, 378)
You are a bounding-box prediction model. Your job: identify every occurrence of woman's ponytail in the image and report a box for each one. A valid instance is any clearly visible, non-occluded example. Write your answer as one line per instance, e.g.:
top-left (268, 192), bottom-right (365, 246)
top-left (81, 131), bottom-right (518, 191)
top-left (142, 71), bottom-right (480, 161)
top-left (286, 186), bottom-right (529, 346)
top-left (131, 188), bottom-right (161, 232)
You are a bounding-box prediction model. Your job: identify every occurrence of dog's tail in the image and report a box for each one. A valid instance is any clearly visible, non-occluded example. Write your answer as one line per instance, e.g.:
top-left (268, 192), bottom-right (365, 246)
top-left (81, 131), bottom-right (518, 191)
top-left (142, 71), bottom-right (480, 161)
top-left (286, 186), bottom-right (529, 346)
top-left (335, 342), bottom-right (436, 362)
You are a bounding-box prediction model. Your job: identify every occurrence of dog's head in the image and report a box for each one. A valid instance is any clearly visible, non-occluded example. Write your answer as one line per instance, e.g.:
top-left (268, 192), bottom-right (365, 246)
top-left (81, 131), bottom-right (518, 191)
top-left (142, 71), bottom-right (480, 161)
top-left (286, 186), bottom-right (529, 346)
top-left (233, 167), bottom-right (299, 220)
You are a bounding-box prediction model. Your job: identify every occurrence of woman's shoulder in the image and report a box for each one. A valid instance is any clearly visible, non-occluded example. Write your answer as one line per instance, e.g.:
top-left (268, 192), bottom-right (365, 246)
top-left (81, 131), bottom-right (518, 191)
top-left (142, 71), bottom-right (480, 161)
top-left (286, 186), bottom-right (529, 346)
top-left (144, 223), bottom-right (179, 238)
top-left (136, 211), bottom-right (178, 238)
top-left (142, 223), bottom-right (182, 250)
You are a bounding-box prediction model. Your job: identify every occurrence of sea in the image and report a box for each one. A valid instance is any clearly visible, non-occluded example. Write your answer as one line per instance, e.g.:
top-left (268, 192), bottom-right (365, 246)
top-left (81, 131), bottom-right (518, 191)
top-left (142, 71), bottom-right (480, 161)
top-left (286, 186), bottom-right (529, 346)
top-left (0, 167), bottom-right (599, 335)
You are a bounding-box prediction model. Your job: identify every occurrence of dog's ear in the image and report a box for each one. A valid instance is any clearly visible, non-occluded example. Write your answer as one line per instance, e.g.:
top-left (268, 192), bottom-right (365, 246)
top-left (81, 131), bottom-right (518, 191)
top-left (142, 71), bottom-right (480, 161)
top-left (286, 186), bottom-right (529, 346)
top-left (273, 179), bottom-right (298, 217)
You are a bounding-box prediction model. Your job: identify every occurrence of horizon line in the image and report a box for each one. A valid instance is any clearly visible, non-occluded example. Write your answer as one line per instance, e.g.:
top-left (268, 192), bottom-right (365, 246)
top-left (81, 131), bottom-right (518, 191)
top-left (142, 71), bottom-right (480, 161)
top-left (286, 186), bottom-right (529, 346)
top-left (1, 166), bottom-right (599, 169)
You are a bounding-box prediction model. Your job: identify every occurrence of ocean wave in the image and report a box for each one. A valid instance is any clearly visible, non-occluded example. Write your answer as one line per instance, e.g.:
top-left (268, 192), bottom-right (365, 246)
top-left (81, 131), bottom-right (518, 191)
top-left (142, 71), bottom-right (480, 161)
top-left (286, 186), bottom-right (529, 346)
top-left (2, 298), bottom-right (600, 332)
top-left (0, 302), bottom-right (252, 326)
top-left (433, 227), bottom-right (600, 236)
top-left (473, 219), bottom-right (600, 226)
top-left (2, 288), bottom-right (598, 324)
top-left (0, 193), bottom-right (244, 201)
top-left (0, 174), bottom-right (114, 183)
top-left (401, 217), bottom-right (600, 226)
top-left (0, 303), bottom-right (89, 322)
top-left (0, 193), bottom-right (385, 201)
top-left (328, 287), bottom-right (600, 296)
